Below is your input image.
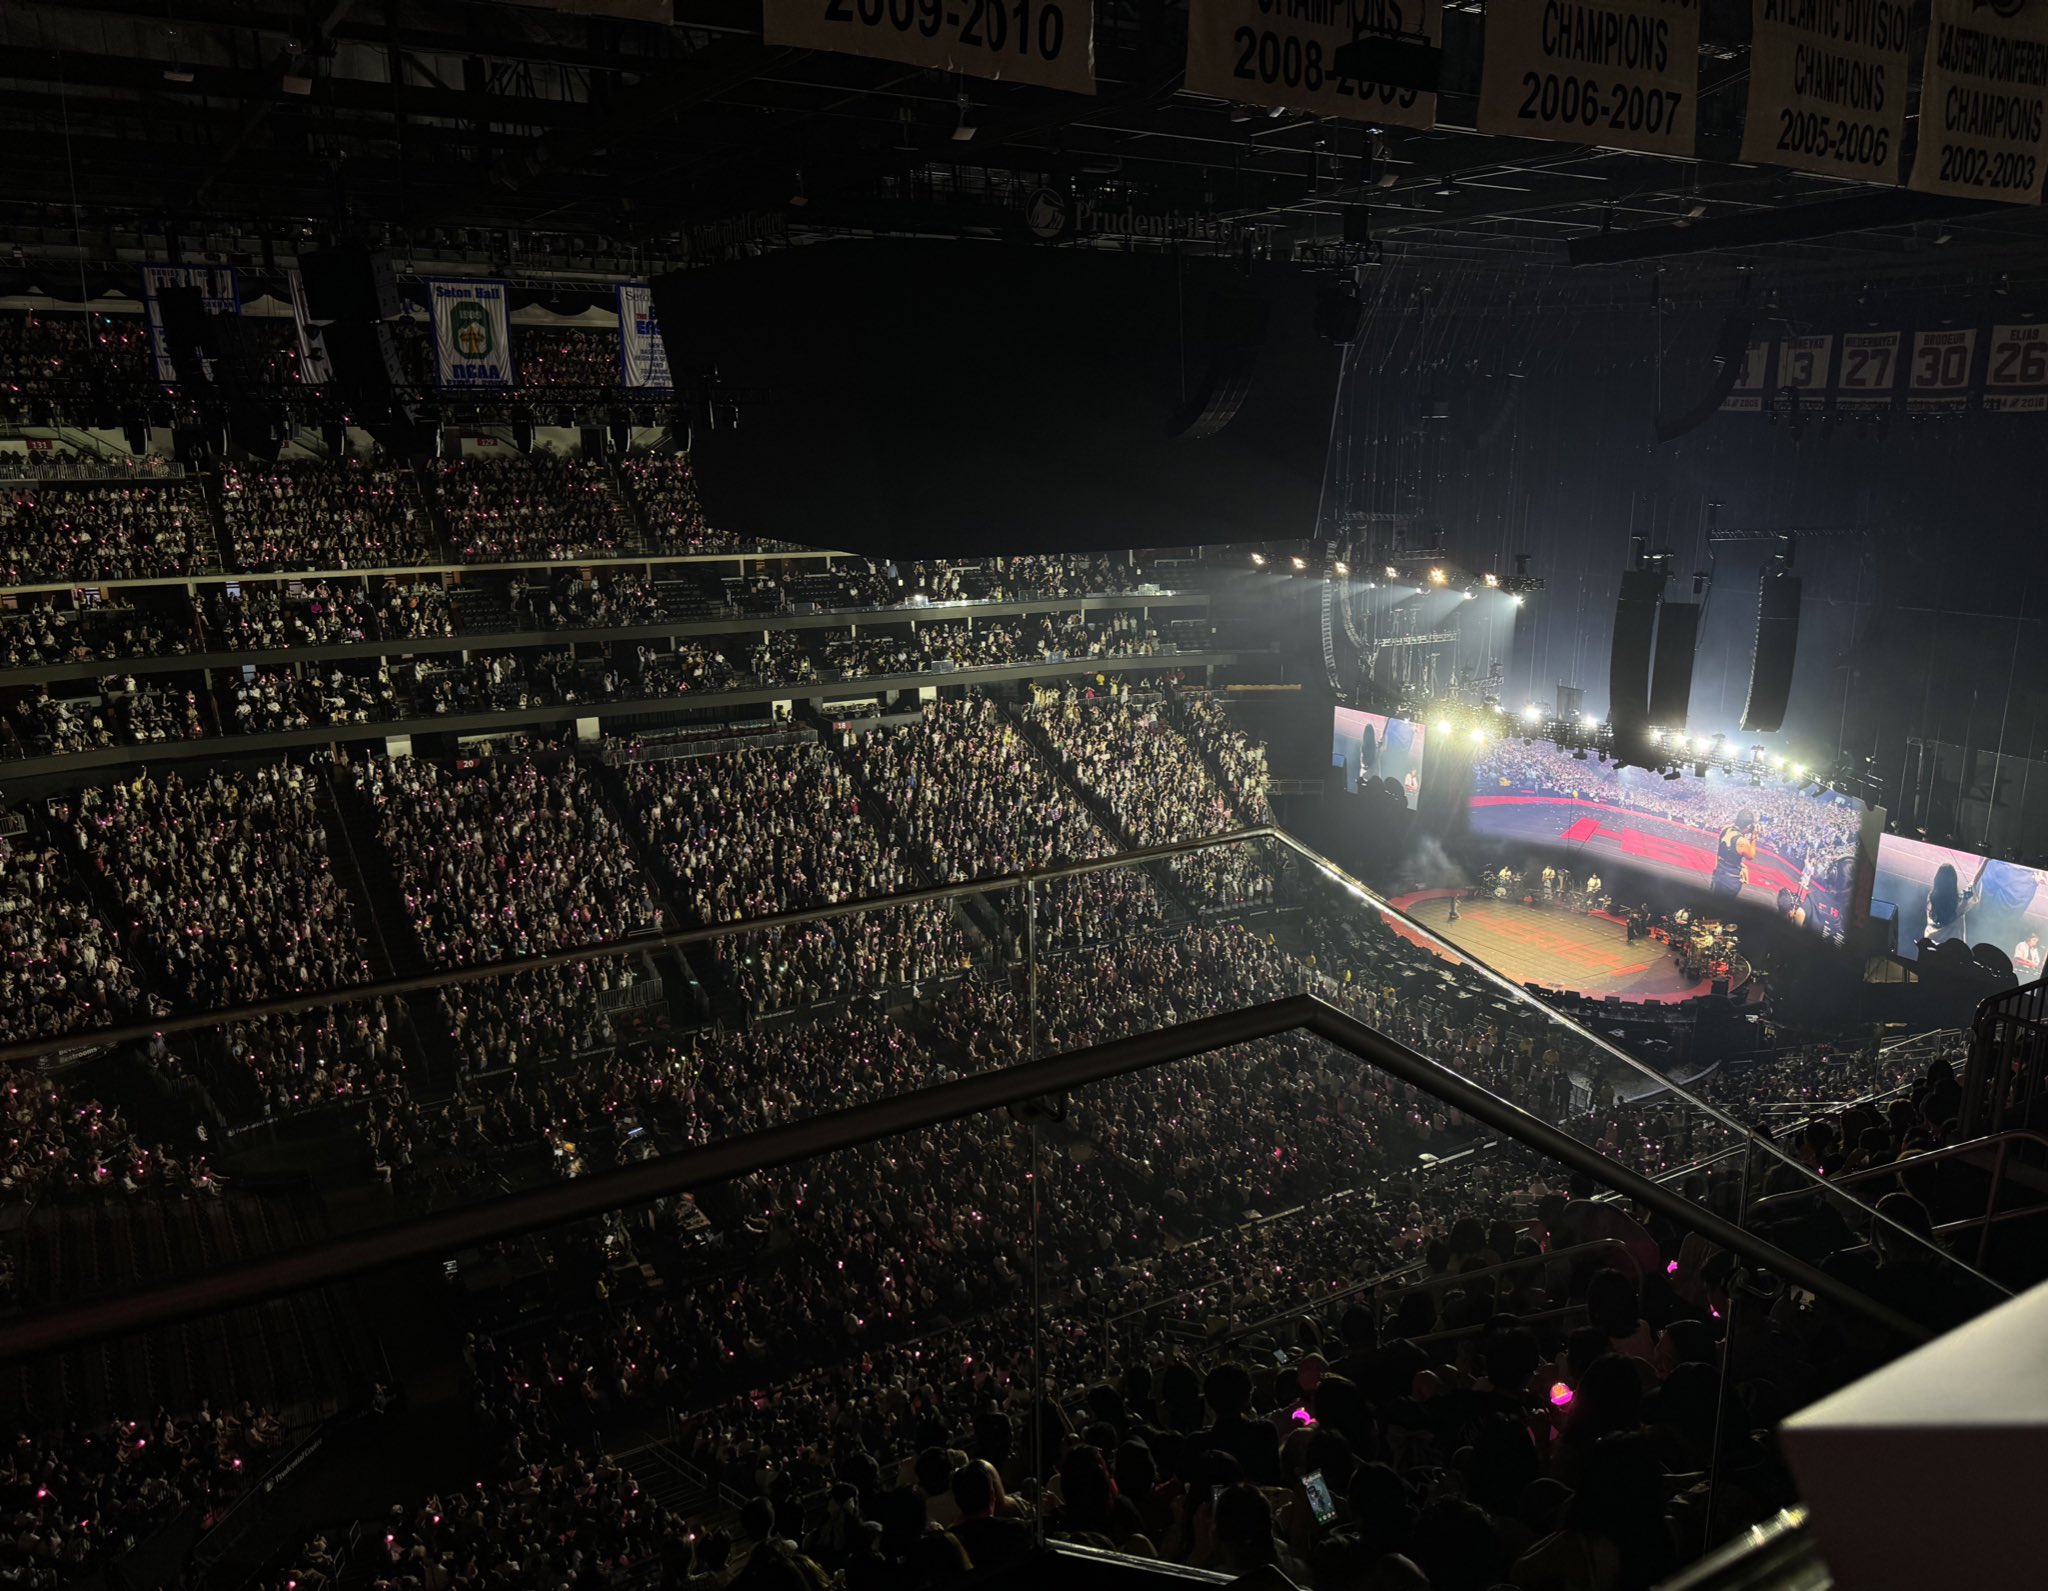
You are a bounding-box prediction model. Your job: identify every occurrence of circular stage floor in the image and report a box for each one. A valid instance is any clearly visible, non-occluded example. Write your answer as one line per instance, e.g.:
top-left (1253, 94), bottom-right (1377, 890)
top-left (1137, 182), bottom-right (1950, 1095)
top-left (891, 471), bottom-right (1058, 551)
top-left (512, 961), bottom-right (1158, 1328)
top-left (1390, 894), bottom-right (1710, 1005)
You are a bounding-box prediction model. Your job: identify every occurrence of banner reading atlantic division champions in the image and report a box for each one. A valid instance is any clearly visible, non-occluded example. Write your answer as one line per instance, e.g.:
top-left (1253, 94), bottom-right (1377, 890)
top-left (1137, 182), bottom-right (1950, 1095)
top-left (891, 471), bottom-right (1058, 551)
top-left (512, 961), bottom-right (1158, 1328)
top-left (139, 264), bottom-right (240, 383)
top-left (1186, 0), bottom-right (1442, 129)
top-left (1909, 0), bottom-right (2048, 204)
top-left (1740, 0), bottom-right (1911, 185)
top-left (430, 279), bottom-right (515, 388)
top-left (1477, 0), bottom-right (1698, 157)
top-left (616, 285), bottom-right (672, 392)
top-left (763, 0), bottom-right (1093, 95)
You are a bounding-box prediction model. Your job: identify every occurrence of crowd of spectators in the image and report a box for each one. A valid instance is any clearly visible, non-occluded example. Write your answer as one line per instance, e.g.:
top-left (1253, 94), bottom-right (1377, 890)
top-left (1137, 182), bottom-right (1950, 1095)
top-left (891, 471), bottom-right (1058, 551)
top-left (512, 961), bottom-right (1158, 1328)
top-left (217, 459), bottom-right (435, 571)
top-left (0, 311), bottom-right (152, 406)
top-left (110, 681), bottom-right (206, 744)
top-left (205, 579), bottom-right (454, 649)
top-left (0, 480), bottom-right (214, 584)
top-left (0, 602), bottom-right (199, 668)
top-left (506, 569), bottom-right (664, 630)
top-left (72, 762), bottom-right (372, 1009)
top-left (639, 640), bottom-right (736, 696)
top-left (225, 663), bottom-right (393, 732)
top-left (512, 326), bottom-right (619, 388)
top-left (616, 453), bottom-right (749, 554)
top-left (1174, 689), bottom-right (1274, 823)
top-left (207, 995), bottom-right (419, 1121)
top-left (358, 744), bottom-right (662, 966)
top-left (10, 688), bottom-right (115, 756)
top-left (440, 454), bottom-right (626, 562)
top-left (0, 828), bottom-right (144, 1042)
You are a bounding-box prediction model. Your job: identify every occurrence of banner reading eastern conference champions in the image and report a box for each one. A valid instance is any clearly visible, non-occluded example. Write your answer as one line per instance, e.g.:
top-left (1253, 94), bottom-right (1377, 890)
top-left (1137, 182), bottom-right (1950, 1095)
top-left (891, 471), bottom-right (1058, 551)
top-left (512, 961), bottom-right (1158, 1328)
top-left (430, 278), bottom-right (515, 388)
top-left (1910, 0), bottom-right (2048, 205)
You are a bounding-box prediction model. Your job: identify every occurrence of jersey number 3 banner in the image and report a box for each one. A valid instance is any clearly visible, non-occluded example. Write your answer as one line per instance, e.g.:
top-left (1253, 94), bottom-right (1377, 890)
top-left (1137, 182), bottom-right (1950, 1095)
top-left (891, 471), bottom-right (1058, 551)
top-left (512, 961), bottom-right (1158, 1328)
top-left (431, 279), bottom-right (515, 388)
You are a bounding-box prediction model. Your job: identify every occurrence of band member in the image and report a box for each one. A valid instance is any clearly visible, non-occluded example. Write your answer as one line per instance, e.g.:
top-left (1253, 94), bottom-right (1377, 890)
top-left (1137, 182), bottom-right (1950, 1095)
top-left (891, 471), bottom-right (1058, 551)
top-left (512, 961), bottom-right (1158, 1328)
top-left (2014, 931), bottom-right (2043, 976)
top-left (1712, 811), bottom-right (1759, 898)
top-left (1926, 863), bottom-right (1974, 949)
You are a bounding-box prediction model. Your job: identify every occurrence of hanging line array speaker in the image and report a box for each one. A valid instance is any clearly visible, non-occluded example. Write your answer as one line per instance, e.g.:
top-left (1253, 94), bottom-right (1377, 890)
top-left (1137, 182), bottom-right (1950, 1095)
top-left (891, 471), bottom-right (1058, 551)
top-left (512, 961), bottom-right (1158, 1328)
top-left (1649, 600), bottom-right (1701, 729)
top-left (1653, 315), bottom-right (1751, 443)
top-left (1740, 570), bottom-right (1803, 734)
top-left (1609, 567), bottom-right (1665, 734)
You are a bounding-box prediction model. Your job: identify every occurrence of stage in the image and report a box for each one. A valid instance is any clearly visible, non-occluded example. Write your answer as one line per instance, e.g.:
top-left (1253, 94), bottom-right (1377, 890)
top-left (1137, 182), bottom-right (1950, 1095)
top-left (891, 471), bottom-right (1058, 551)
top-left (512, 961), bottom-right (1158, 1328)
top-left (1388, 892), bottom-right (1714, 1005)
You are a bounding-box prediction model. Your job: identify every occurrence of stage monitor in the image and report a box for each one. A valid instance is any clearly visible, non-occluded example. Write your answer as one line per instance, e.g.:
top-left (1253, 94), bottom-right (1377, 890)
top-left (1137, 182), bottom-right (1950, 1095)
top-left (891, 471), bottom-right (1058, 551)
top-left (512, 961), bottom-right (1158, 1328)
top-left (1333, 707), bottom-right (1426, 810)
top-left (1470, 742), bottom-right (1864, 939)
top-left (1873, 835), bottom-right (2048, 972)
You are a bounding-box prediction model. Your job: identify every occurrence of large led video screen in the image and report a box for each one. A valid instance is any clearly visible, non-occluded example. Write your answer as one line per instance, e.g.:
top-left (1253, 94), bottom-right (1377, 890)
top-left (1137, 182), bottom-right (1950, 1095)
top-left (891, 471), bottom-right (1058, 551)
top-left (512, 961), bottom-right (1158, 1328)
top-left (1333, 707), bottom-right (1425, 810)
top-left (1872, 835), bottom-right (2048, 971)
top-left (1470, 742), bottom-right (1865, 937)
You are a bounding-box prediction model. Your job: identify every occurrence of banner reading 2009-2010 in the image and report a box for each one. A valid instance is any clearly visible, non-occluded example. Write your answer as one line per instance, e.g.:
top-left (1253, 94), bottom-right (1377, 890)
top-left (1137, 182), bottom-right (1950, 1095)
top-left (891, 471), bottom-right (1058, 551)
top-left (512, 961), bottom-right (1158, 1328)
top-left (1477, 0), bottom-right (1698, 157)
top-left (430, 279), bottom-right (515, 389)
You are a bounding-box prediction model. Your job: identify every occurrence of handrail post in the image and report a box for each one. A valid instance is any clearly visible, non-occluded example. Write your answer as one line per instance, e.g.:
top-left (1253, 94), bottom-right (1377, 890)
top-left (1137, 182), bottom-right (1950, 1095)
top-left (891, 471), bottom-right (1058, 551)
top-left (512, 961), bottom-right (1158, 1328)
top-left (1982, 1135), bottom-right (2008, 1271)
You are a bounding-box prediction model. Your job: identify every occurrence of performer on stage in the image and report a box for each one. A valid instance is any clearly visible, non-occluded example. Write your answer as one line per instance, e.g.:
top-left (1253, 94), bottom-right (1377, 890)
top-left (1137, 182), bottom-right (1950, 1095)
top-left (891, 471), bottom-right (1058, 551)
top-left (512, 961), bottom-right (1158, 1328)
top-left (1712, 811), bottom-right (1759, 899)
top-left (2014, 931), bottom-right (2043, 976)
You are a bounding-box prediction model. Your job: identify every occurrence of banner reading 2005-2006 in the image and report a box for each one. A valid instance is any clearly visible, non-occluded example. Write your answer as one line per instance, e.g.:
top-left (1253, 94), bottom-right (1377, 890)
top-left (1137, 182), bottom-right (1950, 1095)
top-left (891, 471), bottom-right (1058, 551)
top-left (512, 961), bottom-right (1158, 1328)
top-left (763, 0), bottom-right (1094, 95)
top-left (1186, 0), bottom-right (1442, 130)
top-left (1477, 0), bottom-right (1698, 157)
top-left (430, 279), bottom-right (514, 389)
top-left (1740, 0), bottom-right (1912, 185)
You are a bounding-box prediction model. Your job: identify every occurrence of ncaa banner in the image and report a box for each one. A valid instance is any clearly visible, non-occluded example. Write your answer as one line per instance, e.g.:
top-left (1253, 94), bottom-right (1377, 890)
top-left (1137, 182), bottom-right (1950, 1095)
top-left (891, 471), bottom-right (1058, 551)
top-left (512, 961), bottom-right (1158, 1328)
top-left (286, 267), bottom-right (335, 387)
top-left (1477, 0), bottom-right (1698, 157)
top-left (1739, 0), bottom-right (1910, 186)
top-left (430, 278), bottom-right (515, 387)
top-left (616, 285), bottom-right (672, 391)
top-left (1984, 321), bottom-right (2048, 413)
top-left (1909, 0), bottom-right (2048, 204)
top-left (139, 263), bottom-right (240, 382)
top-left (1185, 0), bottom-right (1442, 130)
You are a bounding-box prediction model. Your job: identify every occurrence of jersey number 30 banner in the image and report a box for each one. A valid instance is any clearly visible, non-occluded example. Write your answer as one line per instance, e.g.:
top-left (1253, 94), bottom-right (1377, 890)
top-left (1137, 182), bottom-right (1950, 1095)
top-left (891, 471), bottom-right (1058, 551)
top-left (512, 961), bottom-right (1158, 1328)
top-left (431, 280), bottom-right (515, 388)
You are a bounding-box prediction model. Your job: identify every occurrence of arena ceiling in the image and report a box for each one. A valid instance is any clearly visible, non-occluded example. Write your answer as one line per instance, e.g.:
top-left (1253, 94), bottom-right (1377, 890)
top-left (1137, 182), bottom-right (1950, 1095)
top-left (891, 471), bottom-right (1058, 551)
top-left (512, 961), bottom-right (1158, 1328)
top-left (2, 0), bottom-right (2047, 297)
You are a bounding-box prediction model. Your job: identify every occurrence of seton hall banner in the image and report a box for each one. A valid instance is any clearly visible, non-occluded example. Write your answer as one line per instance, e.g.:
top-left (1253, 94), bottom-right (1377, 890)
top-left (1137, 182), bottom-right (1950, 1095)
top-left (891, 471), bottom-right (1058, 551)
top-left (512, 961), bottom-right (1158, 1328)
top-left (429, 278), bottom-right (515, 388)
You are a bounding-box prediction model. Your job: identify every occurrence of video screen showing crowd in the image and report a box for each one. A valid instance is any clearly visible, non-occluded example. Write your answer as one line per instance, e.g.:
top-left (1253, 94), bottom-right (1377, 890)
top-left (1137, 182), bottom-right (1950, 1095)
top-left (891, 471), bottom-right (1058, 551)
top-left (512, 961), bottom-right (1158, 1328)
top-left (1873, 834), bottom-right (2048, 973)
top-left (1331, 707), bottom-right (1425, 809)
top-left (1470, 741), bottom-right (1865, 941)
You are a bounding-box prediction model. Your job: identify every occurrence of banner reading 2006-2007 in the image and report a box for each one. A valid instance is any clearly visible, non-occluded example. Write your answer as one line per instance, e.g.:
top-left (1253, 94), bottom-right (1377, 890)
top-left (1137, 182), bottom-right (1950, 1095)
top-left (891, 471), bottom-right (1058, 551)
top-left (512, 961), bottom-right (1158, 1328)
top-left (763, 0), bottom-right (1093, 94)
top-left (1185, 0), bottom-right (1442, 129)
top-left (430, 279), bottom-right (515, 389)
top-left (1477, 0), bottom-right (1698, 157)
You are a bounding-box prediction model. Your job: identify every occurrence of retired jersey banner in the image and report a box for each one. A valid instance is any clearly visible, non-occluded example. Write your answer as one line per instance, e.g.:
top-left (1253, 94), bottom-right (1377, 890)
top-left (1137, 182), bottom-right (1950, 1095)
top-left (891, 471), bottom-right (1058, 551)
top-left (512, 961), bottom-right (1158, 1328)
top-left (1909, 0), bottom-right (2048, 204)
top-left (616, 285), bottom-right (672, 391)
top-left (1187, 0), bottom-right (1441, 129)
top-left (1477, 0), bottom-right (1698, 157)
top-left (763, 0), bottom-right (1094, 95)
top-left (1721, 337), bottom-right (1773, 413)
top-left (1778, 333), bottom-right (1834, 406)
top-left (1739, 0), bottom-right (1910, 184)
top-left (430, 279), bottom-right (515, 388)
top-left (1834, 330), bottom-right (1900, 412)
top-left (139, 263), bottom-right (240, 383)
top-left (1906, 327), bottom-right (1978, 412)
top-left (1983, 322), bottom-right (2048, 412)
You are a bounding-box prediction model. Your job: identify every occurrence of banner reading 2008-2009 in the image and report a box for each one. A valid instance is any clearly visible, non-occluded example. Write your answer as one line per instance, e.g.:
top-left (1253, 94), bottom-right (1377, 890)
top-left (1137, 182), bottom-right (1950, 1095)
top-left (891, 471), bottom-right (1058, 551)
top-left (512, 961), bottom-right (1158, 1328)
top-left (430, 279), bottom-right (514, 389)
top-left (1477, 0), bottom-right (1698, 157)
top-left (1185, 0), bottom-right (1442, 130)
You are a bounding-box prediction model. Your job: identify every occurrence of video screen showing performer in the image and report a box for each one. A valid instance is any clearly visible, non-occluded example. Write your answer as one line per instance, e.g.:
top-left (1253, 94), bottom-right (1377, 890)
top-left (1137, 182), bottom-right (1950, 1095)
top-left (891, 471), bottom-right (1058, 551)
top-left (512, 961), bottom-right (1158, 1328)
top-left (1333, 707), bottom-right (1426, 810)
top-left (1470, 741), bottom-right (1864, 938)
top-left (1874, 837), bottom-right (2048, 971)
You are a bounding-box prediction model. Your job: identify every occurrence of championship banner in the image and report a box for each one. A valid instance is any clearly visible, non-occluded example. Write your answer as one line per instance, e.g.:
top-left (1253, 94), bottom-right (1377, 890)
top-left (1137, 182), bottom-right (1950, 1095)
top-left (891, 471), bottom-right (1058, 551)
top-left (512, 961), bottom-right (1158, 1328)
top-left (1834, 330), bottom-right (1900, 412)
top-left (1906, 326), bottom-right (1978, 412)
top-left (1720, 337), bottom-right (1773, 413)
top-left (616, 285), bottom-right (672, 392)
top-left (1476, 0), bottom-right (1698, 157)
top-left (1908, 0), bottom-right (2048, 204)
top-left (1778, 333), bottom-right (1834, 408)
top-left (430, 279), bottom-right (515, 388)
top-left (139, 263), bottom-right (240, 383)
top-left (1186, 0), bottom-right (1441, 129)
top-left (763, 0), bottom-right (1094, 95)
top-left (1739, 0), bottom-right (1910, 184)
top-left (1983, 321), bottom-right (2048, 413)
top-left (287, 267), bottom-right (335, 387)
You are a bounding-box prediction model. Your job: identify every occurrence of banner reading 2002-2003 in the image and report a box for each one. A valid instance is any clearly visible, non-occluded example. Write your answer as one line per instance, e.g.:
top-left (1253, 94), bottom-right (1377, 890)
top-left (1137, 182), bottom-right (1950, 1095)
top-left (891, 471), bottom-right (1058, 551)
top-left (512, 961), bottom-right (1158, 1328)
top-left (1477, 0), bottom-right (1698, 158)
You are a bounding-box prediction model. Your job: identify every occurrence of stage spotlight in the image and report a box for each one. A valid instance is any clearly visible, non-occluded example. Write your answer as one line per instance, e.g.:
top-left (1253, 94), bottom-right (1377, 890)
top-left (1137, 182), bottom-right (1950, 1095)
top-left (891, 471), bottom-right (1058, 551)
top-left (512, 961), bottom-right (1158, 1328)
top-left (1648, 729), bottom-right (1663, 747)
top-left (1250, 551), bottom-right (1267, 567)
top-left (1511, 594), bottom-right (1525, 607)
top-left (1679, 735), bottom-right (1694, 753)
top-left (1290, 555), bottom-right (1308, 571)
top-left (1768, 753), bottom-right (1784, 769)
top-left (1435, 718), bottom-right (1453, 735)
top-left (1333, 559), bottom-right (1349, 576)
top-left (1384, 564), bottom-right (1399, 579)
top-left (1521, 704), bottom-right (1542, 724)
top-left (1484, 572), bottom-right (1500, 588)
top-left (1429, 567), bottom-right (1448, 586)
top-left (1468, 726), bottom-right (1486, 745)
top-left (1792, 762), bottom-right (1807, 777)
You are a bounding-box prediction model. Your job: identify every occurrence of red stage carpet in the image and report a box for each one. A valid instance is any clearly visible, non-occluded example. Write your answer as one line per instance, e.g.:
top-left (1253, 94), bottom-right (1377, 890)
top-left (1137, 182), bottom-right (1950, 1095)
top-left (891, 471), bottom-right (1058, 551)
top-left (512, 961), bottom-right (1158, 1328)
top-left (1389, 892), bottom-right (1712, 1005)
